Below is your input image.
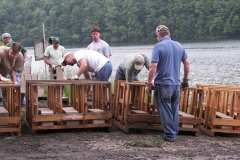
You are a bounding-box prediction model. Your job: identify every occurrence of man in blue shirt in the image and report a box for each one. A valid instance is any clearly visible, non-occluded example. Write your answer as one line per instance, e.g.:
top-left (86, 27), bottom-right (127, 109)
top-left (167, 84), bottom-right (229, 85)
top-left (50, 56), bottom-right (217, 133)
top-left (146, 25), bottom-right (190, 142)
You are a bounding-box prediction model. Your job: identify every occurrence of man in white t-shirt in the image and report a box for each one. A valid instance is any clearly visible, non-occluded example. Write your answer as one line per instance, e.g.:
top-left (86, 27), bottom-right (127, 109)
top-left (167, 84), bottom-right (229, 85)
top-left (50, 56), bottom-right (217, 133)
top-left (62, 50), bottom-right (112, 82)
top-left (44, 36), bottom-right (67, 96)
top-left (44, 36), bottom-right (67, 79)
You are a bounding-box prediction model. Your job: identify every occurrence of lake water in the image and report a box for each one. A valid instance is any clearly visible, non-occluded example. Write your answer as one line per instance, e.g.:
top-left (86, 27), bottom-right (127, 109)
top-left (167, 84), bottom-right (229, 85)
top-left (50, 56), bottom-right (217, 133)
top-left (26, 39), bottom-right (240, 86)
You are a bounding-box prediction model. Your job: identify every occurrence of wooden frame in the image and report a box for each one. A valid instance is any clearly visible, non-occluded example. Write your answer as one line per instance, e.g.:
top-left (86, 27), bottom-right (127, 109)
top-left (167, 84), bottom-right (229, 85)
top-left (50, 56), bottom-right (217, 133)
top-left (113, 80), bottom-right (203, 135)
top-left (197, 84), bottom-right (240, 136)
top-left (25, 80), bottom-right (113, 134)
top-left (0, 83), bottom-right (21, 136)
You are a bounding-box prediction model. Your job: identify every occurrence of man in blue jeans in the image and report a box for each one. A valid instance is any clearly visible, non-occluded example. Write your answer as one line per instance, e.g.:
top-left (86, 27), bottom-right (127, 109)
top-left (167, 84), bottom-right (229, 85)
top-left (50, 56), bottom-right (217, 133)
top-left (61, 50), bottom-right (112, 82)
top-left (146, 25), bottom-right (190, 142)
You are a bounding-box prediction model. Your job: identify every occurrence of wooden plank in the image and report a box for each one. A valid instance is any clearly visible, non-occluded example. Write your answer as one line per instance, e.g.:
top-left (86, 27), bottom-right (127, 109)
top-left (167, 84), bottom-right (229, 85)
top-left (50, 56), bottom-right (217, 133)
top-left (88, 109), bottom-right (104, 113)
top-left (88, 109), bottom-right (105, 124)
top-left (216, 111), bottom-right (233, 119)
top-left (0, 107), bottom-right (9, 117)
top-left (55, 66), bottom-right (63, 80)
top-left (0, 117), bottom-right (21, 123)
top-left (179, 111), bottom-right (194, 118)
top-left (32, 122), bottom-right (112, 131)
top-left (63, 107), bottom-right (79, 125)
top-left (32, 112), bottom-right (112, 122)
top-left (211, 118), bottom-right (240, 126)
top-left (127, 114), bottom-right (160, 123)
top-left (131, 110), bottom-right (148, 114)
top-left (179, 117), bottom-right (204, 124)
top-left (41, 109), bottom-right (54, 126)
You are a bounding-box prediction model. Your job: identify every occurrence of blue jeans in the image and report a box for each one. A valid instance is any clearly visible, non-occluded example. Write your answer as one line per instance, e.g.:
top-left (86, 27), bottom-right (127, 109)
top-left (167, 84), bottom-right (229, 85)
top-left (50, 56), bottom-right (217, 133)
top-left (10, 71), bottom-right (26, 106)
top-left (154, 85), bottom-right (180, 141)
top-left (95, 61), bottom-right (112, 82)
top-left (115, 67), bottom-right (140, 81)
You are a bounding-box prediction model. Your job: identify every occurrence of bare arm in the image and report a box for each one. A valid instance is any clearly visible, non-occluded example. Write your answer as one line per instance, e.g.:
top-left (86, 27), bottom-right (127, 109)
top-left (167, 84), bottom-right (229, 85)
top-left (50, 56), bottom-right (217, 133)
top-left (44, 56), bottom-right (52, 66)
top-left (76, 59), bottom-right (88, 77)
top-left (23, 52), bottom-right (27, 61)
top-left (147, 63), bottom-right (157, 85)
top-left (182, 58), bottom-right (190, 79)
top-left (11, 70), bottom-right (17, 83)
top-left (83, 71), bottom-right (92, 79)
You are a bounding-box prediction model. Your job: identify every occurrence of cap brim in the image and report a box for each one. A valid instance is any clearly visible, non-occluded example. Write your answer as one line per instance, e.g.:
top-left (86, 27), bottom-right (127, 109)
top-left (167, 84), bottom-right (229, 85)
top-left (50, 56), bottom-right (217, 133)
top-left (61, 53), bottom-right (72, 66)
top-left (134, 64), bottom-right (144, 70)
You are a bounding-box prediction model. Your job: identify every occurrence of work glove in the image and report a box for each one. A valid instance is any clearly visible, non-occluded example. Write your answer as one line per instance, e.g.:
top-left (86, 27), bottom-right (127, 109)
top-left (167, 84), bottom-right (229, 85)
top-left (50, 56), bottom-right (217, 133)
top-left (70, 75), bottom-right (79, 80)
top-left (60, 65), bottom-right (64, 70)
top-left (0, 77), bottom-right (12, 82)
top-left (181, 79), bottom-right (189, 91)
top-left (145, 82), bottom-right (152, 96)
top-left (50, 64), bottom-right (56, 70)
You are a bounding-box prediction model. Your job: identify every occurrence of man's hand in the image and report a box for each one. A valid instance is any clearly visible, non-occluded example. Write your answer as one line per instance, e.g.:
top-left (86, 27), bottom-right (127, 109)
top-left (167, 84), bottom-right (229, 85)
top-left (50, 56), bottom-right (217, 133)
top-left (145, 82), bottom-right (152, 96)
top-left (0, 77), bottom-right (12, 82)
top-left (50, 64), bottom-right (56, 70)
top-left (70, 75), bottom-right (79, 80)
top-left (60, 65), bottom-right (64, 70)
top-left (181, 79), bottom-right (189, 91)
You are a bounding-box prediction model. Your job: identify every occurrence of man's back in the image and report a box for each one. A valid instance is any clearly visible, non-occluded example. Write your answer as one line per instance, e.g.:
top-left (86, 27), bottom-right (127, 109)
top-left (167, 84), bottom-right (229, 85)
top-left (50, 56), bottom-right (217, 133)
top-left (74, 50), bottom-right (109, 72)
top-left (152, 38), bottom-right (187, 85)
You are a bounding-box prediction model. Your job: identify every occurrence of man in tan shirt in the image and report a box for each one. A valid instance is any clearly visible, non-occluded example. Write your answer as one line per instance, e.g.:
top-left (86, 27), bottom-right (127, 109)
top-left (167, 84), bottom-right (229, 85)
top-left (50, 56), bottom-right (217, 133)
top-left (0, 42), bottom-right (23, 107)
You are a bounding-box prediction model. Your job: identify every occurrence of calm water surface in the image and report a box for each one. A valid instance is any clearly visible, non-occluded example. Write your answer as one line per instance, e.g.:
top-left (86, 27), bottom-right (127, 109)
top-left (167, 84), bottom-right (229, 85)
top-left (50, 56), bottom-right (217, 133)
top-left (26, 39), bottom-right (240, 86)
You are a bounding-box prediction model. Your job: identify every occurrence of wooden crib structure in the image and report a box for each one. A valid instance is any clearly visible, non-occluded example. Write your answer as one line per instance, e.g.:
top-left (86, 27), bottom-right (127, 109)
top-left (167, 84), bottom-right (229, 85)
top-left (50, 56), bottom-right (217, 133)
top-left (0, 82), bottom-right (21, 136)
top-left (196, 84), bottom-right (240, 136)
top-left (113, 80), bottom-right (203, 135)
top-left (25, 80), bottom-right (113, 134)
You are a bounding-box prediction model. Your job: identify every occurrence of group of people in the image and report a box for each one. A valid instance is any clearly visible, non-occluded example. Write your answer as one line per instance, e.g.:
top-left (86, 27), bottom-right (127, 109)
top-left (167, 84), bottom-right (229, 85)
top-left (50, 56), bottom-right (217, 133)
top-left (43, 26), bottom-right (150, 83)
top-left (1, 24), bottom-right (190, 142)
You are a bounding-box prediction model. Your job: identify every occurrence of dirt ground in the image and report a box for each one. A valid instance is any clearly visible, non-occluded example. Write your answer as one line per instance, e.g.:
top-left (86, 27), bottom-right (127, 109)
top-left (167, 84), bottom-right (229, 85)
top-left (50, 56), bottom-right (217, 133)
top-left (0, 109), bottom-right (240, 160)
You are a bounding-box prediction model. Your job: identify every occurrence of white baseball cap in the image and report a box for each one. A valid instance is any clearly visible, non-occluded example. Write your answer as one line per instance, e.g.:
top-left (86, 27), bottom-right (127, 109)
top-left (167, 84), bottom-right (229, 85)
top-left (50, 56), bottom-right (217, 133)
top-left (2, 33), bottom-right (12, 39)
top-left (133, 54), bottom-right (145, 70)
top-left (61, 52), bottom-right (72, 66)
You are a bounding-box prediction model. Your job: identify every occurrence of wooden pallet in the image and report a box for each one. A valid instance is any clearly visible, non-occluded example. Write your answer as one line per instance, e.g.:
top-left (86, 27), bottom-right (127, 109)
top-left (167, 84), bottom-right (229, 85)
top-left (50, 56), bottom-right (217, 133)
top-left (113, 80), bottom-right (203, 135)
top-left (25, 80), bottom-right (113, 134)
top-left (0, 83), bottom-right (21, 136)
top-left (197, 84), bottom-right (240, 136)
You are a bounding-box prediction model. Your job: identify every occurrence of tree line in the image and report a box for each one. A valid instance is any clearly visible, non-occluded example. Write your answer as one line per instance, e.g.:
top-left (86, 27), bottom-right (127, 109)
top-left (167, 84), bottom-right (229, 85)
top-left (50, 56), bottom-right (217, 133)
top-left (0, 0), bottom-right (239, 46)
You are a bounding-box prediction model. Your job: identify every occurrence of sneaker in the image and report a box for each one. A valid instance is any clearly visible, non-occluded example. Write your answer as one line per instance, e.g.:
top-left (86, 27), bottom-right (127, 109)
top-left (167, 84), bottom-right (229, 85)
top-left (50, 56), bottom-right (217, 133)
top-left (158, 135), bottom-right (175, 142)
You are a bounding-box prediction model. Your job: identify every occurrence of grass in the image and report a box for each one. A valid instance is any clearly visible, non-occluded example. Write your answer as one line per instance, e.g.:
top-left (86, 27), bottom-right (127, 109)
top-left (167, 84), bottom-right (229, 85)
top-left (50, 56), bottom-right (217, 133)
top-left (121, 137), bottom-right (164, 148)
top-left (2, 135), bottom-right (17, 144)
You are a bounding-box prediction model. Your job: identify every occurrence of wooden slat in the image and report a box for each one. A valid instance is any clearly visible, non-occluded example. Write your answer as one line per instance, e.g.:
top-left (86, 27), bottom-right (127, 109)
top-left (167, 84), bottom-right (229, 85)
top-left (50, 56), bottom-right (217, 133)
top-left (216, 111), bottom-right (233, 119)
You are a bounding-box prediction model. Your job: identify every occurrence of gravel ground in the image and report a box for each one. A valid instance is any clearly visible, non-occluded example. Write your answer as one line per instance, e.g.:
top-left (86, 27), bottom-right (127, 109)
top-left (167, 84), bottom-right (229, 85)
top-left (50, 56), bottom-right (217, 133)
top-left (0, 114), bottom-right (240, 160)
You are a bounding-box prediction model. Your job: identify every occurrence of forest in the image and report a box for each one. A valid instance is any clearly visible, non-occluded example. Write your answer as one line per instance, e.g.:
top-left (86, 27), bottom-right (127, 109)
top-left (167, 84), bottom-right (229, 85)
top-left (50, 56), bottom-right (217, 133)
top-left (0, 0), bottom-right (240, 46)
